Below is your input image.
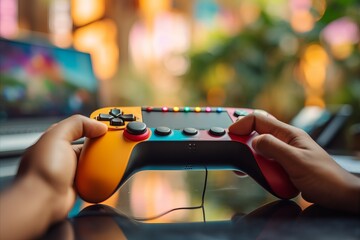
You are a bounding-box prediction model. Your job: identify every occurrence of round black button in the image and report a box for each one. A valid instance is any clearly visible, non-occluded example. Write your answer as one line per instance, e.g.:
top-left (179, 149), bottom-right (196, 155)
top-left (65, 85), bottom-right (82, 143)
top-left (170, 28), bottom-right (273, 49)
top-left (155, 127), bottom-right (172, 136)
top-left (233, 109), bottom-right (248, 117)
top-left (183, 128), bottom-right (198, 136)
top-left (126, 121), bottom-right (147, 135)
top-left (209, 127), bottom-right (226, 136)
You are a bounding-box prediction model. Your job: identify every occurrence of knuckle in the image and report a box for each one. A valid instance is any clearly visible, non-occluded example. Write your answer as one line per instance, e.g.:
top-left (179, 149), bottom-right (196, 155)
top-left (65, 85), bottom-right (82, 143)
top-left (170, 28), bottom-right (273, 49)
top-left (290, 125), bottom-right (307, 136)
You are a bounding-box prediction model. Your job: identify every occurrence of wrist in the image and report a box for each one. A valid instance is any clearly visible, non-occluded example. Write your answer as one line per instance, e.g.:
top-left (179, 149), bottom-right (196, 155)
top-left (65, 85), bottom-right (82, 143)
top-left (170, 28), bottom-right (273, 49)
top-left (343, 174), bottom-right (360, 214)
top-left (0, 173), bottom-right (59, 240)
top-left (21, 171), bottom-right (73, 222)
top-left (327, 170), bottom-right (360, 213)
top-left (19, 173), bottom-right (58, 220)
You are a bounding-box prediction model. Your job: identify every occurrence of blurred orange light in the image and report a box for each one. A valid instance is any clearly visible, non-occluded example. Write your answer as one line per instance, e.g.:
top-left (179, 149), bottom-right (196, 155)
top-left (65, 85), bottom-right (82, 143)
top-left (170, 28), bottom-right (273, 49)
top-left (290, 10), bottom-right (314, 33)
top-left (304, 95), bottom-right (325, 108)
top-left (71, 0), bottom-right (105, 26)
top-left (300, 44), bottom-right (328, 107)
top-left (303, 44), bottom-right (328, 64)
top-left (139, 0), bottom-right (170, 24)
top-left (330, 42), bottom-right (353, 60)
top-left (302, 44), bottom-right (328, 89)
top-left (73, 19), bottom-right (119, 81)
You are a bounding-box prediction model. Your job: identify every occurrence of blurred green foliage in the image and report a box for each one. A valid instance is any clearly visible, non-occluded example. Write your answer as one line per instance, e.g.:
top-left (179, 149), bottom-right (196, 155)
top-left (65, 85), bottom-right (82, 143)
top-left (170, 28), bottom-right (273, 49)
top-left (184, 0), bottom-right (360, 122)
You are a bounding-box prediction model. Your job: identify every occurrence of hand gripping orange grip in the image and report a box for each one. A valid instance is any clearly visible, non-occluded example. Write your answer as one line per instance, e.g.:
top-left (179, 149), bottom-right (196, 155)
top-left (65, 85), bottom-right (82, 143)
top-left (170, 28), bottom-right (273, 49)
top-left (75, 107), bottom-right (149, 203)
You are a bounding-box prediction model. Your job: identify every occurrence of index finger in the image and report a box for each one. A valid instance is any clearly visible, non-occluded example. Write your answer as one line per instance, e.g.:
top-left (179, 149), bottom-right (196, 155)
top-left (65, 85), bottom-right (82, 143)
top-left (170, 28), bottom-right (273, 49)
top-left (42, 115), bottom-right (107, 143)
top-left (228, 112), bottom-right (302, 144)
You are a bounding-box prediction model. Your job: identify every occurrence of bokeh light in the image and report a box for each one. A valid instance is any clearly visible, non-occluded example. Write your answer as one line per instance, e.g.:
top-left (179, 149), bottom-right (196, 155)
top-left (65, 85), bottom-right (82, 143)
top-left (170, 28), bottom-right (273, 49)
top-left (0, 0), bottom-right (18, 37)
top-left (71, 0), bottom-right (105, 26)
top-left (322, 17), bottom-right (359, 60)
top-left (299, 44), bottom-right (328, 107)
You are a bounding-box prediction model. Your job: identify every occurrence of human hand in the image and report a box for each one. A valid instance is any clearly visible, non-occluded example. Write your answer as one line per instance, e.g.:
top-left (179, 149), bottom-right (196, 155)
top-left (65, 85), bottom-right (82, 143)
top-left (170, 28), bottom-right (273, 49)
top-left (17, 115), bottom-right (108, 220)
top-left (0, 115), bottom-right (107, 240)
top-left (229, 112), bottom-right (360, 213)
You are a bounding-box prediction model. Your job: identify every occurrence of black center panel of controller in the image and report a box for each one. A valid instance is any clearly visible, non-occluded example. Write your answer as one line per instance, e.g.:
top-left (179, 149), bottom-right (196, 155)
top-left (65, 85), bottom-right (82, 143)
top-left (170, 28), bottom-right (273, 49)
top-left (120, 141), bottom-right (271, 193)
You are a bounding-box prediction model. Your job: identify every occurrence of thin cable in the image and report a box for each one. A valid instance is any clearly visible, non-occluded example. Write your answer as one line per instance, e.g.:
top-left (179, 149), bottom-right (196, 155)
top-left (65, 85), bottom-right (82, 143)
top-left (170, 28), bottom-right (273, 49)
top-left (201, 167), bottom-right (208, 222)
top-left (133, 168), bottom-right (209, 222)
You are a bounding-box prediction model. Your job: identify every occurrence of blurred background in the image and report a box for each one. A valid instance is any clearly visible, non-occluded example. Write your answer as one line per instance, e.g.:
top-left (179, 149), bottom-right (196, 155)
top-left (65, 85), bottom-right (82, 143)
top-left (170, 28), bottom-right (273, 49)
top-left (1, 0), bottom-right (359, 113)
top-left (3, 0), bottom-right (359, 150)
top-left (1, 0), bottom-right (360, 223)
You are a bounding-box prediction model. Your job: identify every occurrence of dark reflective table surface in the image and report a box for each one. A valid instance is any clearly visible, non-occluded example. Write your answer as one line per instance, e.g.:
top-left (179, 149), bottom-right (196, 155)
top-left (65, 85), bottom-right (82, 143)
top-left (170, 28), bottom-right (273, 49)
top-left (40, 170), bottom-right (359, 239)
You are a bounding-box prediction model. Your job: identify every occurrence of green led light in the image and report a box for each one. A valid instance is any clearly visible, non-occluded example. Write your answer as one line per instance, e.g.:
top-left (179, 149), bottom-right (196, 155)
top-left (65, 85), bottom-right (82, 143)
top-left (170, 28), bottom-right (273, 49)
top-left (184, 107), bottom-right (190, 112)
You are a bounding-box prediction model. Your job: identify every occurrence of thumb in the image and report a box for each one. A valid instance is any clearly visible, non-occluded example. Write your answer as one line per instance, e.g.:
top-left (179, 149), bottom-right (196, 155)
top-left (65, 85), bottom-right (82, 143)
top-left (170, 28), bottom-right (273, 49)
top-left (43, 115), bottom-right (108, 143)
top-left (252, 134), bottom-right (300, 174)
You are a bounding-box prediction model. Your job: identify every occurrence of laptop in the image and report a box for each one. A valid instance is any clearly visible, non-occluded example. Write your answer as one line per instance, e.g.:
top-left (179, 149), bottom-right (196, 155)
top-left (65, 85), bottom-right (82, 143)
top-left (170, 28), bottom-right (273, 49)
top-left (0, 38), bottom-right (100, 156)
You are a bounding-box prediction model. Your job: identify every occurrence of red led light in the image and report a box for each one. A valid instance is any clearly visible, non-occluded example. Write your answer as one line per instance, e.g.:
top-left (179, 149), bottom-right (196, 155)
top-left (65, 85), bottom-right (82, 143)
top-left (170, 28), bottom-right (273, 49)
top-left (146, 107), bottom-right (153, 112)
top-left (205, 107), bottom-right (211, 112)
top-left (162, 107), bottom-right (168, 112)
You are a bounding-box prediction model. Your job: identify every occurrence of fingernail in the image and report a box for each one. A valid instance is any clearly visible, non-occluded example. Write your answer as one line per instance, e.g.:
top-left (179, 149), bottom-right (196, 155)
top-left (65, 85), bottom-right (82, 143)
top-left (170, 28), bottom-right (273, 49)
top-left (254, 109), bottom-right (268, 116)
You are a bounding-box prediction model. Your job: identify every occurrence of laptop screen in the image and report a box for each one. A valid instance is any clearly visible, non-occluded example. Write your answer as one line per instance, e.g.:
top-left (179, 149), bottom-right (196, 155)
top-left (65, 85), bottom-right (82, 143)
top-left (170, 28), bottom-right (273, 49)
top-left (0, 38), bottom-right (99, 121)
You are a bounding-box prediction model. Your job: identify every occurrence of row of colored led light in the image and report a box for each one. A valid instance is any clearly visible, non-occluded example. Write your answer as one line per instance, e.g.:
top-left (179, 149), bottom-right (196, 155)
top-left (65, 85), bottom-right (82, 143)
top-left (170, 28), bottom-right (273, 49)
top-left (143, 106), bottom-right (225, 113)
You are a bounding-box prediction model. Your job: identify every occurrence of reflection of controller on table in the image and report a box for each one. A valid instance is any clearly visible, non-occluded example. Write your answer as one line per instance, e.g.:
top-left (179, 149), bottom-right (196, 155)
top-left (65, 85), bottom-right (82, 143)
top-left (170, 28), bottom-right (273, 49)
top-left (67, 201), bottom-right (301, 239)
top-left (75, 106), bottom-right (299, 203)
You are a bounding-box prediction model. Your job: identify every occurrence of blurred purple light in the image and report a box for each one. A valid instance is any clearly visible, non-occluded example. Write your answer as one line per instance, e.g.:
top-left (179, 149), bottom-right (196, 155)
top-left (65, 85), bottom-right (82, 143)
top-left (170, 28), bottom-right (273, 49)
top-left (322, 17), bottom-right (359, 46)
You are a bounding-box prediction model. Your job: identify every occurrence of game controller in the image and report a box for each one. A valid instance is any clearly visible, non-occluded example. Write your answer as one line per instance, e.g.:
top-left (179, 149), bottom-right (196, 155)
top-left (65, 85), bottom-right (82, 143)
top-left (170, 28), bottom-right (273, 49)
top-left (75, 106), bottom-right (299, 203)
